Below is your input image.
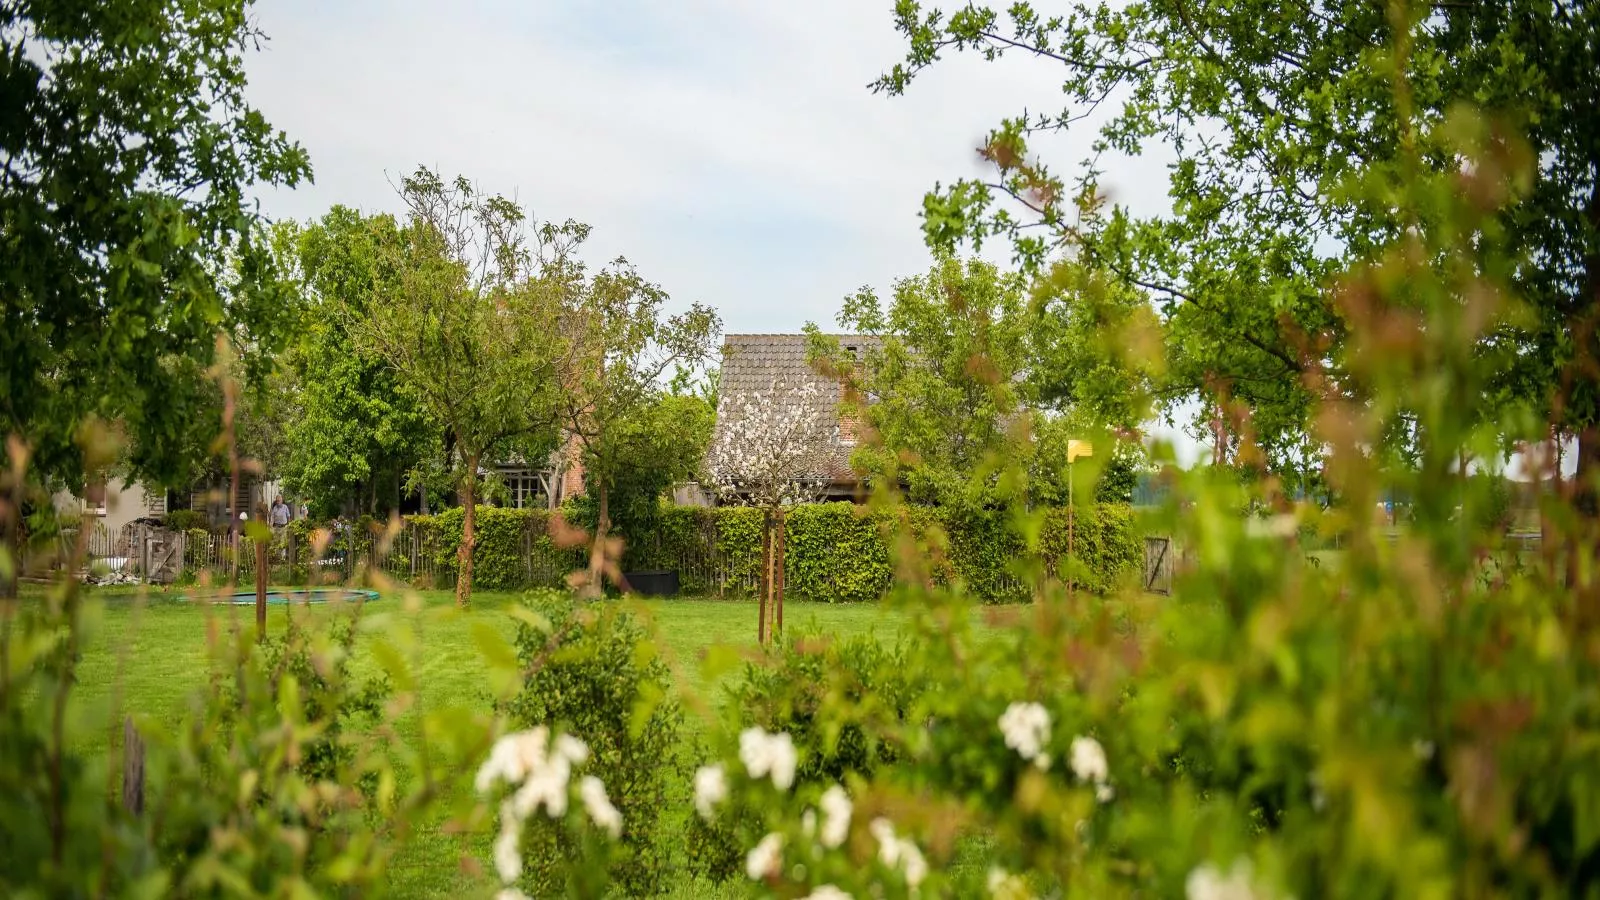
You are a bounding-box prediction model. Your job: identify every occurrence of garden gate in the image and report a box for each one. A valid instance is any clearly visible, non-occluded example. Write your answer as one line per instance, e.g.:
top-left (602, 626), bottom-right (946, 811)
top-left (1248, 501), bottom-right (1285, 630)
top-left (1143, 536), bottom-right (1173, 595)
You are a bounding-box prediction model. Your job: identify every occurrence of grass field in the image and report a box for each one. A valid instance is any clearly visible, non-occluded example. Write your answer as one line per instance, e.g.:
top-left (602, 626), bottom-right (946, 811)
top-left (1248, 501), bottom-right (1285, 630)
top-left (62, 585), bottom-right (930, 898)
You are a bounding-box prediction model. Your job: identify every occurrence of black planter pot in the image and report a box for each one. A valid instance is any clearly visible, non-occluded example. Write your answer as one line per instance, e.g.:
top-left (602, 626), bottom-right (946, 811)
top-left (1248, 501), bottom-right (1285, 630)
top-left (622, 570), bottom-right (679, 597)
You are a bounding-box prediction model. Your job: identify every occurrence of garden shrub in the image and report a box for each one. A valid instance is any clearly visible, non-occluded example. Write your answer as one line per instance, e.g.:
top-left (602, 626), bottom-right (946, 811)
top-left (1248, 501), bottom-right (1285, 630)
top-left (0, 585), bottom-right (451, 897)
top-left (688, 630), bottom-right (922, 882)
top-left (500, 589), bottom-right (684, 895)
top-left (411, 506), bottom-right (581, 590)
top-left (162, 509), bottom-right (209, 532)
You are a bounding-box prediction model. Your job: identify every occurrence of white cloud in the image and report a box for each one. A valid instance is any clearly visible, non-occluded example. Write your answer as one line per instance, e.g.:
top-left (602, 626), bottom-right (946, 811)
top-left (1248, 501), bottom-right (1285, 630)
top-left (244, 0), bottom-right (1173, 335)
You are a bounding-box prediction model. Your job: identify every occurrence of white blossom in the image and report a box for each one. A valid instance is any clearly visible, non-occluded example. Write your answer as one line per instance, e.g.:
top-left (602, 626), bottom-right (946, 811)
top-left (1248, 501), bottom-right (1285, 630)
top-left (494, 890), bottom-right (530, 900)
top-left (998, 702), bottom-right (1051, 768)
top-left (746, 832), bottom-right (785, 881)
top-left (802, 886), bottom-right (853, 900)
top-left (988, 868), bottom-right (1033, 899)
top-left (1186, 858), bottom-right (1262, 900)
top-left (493, 802), bottom-right (522, 883)
top-left (579, 775), bottom-right (622, 838)
top-left (1069, 735), bottom-right (1109, 785)
top-left (510, 761), bottom-right (570, 819)
top-left (869, 817), bottom-right (928, 888)
top-left (554, 733), bottom-right (590, 766)
top-left (693, 764), bottom-right (728, 820)
top-left (1095, 782), bottom-right (1116, 803)
top-left (739, 727), bottom-right (798, 790)
top-left (708, 378), bottom-right (839, 508)
top-left (818, 784), bottom-right (852, 848)
top-left (477, 727), bottom-right (551, 794)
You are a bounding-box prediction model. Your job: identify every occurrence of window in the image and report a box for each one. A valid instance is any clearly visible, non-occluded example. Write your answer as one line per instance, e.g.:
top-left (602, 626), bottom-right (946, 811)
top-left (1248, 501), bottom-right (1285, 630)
top-left (500, 469), bottom-right (549, 509)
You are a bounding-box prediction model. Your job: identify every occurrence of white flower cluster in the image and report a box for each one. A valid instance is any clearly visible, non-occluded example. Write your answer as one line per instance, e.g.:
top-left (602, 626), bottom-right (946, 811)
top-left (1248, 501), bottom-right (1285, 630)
top-left (869, 817), bottom-right (928, 889)
top-left (1069, 735), bottom-right (1115, 802)
top-left (817, 784), bottom-right (852, 848)
top-left (998, 702), bottom-right (1052, 769)
top-left (987, 867), bottom-right (1034, 899)
top-left (1186, 858), bottom-right (1265, 900)
top-left (476, 727), bottom-right (621, 897)
top-left (746, 831), bottom-right (785, 880)
top-left (708, 377), bottom-right (838, 508)
top-left (739, 726), bottom-right (798, 790)
top-left (692, 763), bottom-right (728, 820)
top-left (801, 885), bottom-right (853, 900)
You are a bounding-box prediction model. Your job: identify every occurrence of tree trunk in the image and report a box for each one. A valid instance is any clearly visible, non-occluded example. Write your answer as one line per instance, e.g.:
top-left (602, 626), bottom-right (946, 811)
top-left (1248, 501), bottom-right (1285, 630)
top-left (759, 509), bottom-right (772, 645)
top-left (1572, 428), bottom-right (1599, 617)
top-left (583, 476), bottom-right (609, 600)
top-left (774, 507), bottom-right (786, 636)
top-left (254, 536), bottom-right (268, 640)
top-left (456, 453), bottom-right (478, 607)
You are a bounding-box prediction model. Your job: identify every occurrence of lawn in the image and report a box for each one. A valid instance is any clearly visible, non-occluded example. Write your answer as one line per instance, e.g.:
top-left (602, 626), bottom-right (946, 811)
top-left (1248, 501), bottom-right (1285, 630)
top-left (62, 584), bottom-right (932, 898)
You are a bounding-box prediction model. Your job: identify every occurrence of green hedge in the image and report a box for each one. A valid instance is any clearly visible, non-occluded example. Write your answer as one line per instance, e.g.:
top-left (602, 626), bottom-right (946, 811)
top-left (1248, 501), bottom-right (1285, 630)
top-left (626, 502), bottom-right (1142, 603)
top-left (409, 506), bottom-right (582, 591)
top-left (399, 501), bottom-right (1141, 601)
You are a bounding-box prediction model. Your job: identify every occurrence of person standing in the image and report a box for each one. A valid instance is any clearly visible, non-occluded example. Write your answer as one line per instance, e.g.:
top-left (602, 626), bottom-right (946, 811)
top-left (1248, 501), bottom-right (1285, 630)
top-left (270, 496), bottom-right (291, 530)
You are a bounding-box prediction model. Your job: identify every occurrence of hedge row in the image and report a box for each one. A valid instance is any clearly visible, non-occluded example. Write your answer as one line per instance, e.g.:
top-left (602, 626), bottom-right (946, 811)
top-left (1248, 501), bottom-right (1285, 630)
top-left (406, 502), bottom-right (1142, 601)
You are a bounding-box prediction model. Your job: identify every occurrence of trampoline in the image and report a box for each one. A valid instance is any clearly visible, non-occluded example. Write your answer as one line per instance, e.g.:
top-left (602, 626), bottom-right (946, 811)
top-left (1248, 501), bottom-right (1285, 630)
top-left (181, 588), bottom-right (380, 605)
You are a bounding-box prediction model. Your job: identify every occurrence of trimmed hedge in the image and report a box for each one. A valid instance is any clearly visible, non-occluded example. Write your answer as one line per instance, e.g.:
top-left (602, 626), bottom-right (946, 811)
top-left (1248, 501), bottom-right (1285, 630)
top-left (625, 502), bottom-right (1142, 602)
top-left (409, 506), bottom-right (583, 591)
top-left (398, 501), bottom-right (1141, 601)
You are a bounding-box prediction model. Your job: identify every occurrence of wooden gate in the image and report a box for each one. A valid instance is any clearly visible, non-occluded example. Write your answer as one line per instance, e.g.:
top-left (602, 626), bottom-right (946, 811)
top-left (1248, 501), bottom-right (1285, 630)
top-left (1143, 536), bottom-right (1173, 595)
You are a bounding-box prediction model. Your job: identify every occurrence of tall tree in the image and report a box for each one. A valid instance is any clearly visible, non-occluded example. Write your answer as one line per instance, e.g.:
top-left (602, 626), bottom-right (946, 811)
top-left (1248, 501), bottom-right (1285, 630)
top-left (557, 263), bottom-right (719, 595)
top-left (0, 0), bottom-right (310, 487)
top-left (352, 169), bottom-right (568, 605)
top-left (0, 0), bottom-right (309, 591)
top-left (810, 257), bottom-right (1031, 509)
top-left (280, 210), bottom-right (436, 518)
top-left (706, 377), bottom-right (838, 642)
top-left (874, 0), bottom-right (1599, 494)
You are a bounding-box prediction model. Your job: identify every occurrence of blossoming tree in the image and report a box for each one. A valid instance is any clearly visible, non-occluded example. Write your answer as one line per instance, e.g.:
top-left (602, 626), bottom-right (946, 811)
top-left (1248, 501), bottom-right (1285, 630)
top-left (706, 378), bottom-right (838, 642)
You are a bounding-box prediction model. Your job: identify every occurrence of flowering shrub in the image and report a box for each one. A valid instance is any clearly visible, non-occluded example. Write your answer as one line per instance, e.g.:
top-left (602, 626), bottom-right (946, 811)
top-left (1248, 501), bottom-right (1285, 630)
top-left (670, 96), bottom-right (1600, 899)
top-left (688, 632), bottom-right (923, 882)
top-left (475, 727), bottom-right (625, 899)
top-left (499, 589), bottom-right (684, 894)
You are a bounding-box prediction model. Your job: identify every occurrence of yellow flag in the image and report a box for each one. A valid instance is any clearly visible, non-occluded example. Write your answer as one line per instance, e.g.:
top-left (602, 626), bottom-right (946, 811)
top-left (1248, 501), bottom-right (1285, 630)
top-left (1067, 439), bottom-right (1095, 462)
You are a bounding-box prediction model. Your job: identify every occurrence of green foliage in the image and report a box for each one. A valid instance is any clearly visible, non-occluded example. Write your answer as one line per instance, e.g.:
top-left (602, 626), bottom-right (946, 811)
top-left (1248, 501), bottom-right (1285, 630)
top-left (501, 590), bottom-right (684, 895)
top-left (555, 247), bottom-right (720, 569)
top-left (410, 507), bottom-right (580, 591)
top-left (875, 0), bottom-right (1600, 476)
top-left (351, 168), bottom-right (573, 601)
top-left (681, 38), bottom-right (1600, 899)
top-left (279, 209), bottom-right (438, 518)
top-left (0, 0), bottom-right (310, 492)
top-left (583, 391), bottom-right (717, 546)
top-left (162, 510), bottom-right (210, 533)
top-left (621, 502), bottom-right (1140, 602)
top-left (813, 256), bottom-right (1033, 509)
top-left (689, 631), bottom-right (922, 882)
top-left (0, 585), bottom-right (463, 898)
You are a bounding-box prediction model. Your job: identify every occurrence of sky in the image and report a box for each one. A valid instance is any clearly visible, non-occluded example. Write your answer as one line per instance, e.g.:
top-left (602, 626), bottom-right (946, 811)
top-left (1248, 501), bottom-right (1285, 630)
top-left (243, 0), bottom-right (1174, 334)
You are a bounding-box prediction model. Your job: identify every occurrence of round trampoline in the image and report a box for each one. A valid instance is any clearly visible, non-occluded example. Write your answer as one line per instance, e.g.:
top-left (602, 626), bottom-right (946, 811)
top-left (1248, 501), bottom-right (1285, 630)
top-left (182, 588), bottom-right (380, 605)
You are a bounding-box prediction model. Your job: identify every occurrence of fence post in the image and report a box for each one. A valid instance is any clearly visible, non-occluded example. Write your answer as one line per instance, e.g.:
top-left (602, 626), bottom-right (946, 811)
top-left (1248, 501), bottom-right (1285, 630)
top-left (122, 717), bottom-right (145, 817)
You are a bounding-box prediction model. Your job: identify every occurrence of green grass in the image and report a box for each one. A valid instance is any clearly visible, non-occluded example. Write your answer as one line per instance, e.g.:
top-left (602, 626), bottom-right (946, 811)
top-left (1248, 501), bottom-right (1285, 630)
top-left (62, 585), bottom-right (929, 898)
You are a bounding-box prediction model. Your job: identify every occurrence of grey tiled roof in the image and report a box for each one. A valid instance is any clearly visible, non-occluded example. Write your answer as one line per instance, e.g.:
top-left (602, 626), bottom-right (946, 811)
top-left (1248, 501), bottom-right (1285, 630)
top-left (712, 334), bottom-right (877, 484)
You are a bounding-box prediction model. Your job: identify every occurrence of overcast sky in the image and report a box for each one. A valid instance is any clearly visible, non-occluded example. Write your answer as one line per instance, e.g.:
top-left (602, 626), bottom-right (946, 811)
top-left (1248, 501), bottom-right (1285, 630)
top-left (243, 0), bottom-right (1179, 330)
top-left (237, 0), bottom-right (1292, 469)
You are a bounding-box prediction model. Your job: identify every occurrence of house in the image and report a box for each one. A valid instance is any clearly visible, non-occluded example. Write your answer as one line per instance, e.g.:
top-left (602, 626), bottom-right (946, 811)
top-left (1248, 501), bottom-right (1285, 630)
top-left (707, 333), bottom-right (875, 503)
top-left (54, 473), bottom-right (270, 534)
top-left (490, 433), bottom-right (586, 510)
